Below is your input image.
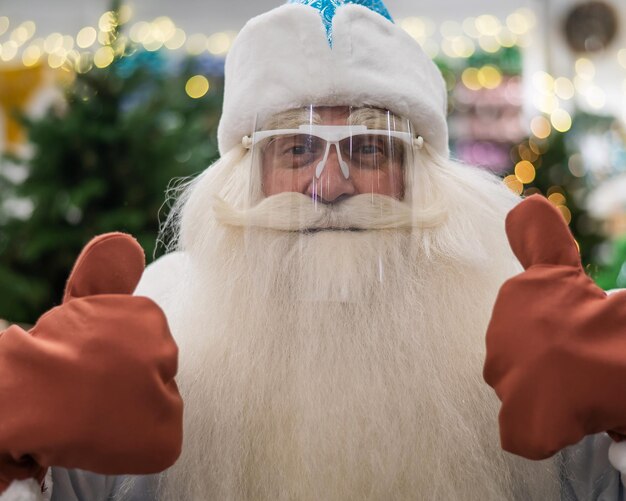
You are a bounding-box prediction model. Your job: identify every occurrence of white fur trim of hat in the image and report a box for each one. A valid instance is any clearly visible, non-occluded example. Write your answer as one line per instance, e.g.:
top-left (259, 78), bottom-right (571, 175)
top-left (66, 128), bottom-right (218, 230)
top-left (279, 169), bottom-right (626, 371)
top-left (217, 3), bottom-right (449, 156)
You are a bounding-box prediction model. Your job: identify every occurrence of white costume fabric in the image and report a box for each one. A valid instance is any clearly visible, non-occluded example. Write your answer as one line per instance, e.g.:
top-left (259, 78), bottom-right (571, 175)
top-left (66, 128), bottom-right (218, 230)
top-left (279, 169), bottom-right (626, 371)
top-left (33, 0), bottom-right (625, 499)
top-left (45, 435), bottom-right (622, 500)
top-left (43, 159), bottom-right (624, 500)
top-left (217, 3), bottom-right (448, 156)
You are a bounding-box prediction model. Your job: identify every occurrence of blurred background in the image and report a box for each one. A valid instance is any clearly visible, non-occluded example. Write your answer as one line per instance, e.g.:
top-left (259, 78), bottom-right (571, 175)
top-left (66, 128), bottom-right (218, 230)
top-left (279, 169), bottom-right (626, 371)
top-left (1, 0), bottom-right (625, 324)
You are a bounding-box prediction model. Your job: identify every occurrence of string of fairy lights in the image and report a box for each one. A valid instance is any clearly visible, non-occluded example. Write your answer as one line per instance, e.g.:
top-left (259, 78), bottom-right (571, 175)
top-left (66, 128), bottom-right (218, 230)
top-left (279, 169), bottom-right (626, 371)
top-left (501, 57), bottom-right (625, 223)
top-left (1, 7), bottom-right (623, 103)
top-left (1, 6), bottom-right (626, 225)
top-left (0, 7), bottom-right (237, 72)
top-left (503, 139), bottom-right (575, 225)
top-left (0, 9), bottom-right (538, 65)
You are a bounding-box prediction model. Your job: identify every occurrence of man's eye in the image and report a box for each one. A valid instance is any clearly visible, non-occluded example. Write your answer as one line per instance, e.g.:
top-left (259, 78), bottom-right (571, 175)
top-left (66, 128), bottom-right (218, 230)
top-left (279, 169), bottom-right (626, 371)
top-left (290, 145), bottom-right (312, 155)
top-left (354, 139), bottom-right (387, 156)
top-left (284, 136), bottom-right (321, 156)
top-left (358, 143), bottom-right (383, 155)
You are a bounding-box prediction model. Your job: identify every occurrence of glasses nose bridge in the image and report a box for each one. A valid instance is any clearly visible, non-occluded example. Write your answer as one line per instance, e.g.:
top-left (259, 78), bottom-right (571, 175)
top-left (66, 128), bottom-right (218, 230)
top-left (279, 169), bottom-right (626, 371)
top-left (327, 140), bottom-right (342, 163)
top-left (316, 139), bottom-right (351, 180)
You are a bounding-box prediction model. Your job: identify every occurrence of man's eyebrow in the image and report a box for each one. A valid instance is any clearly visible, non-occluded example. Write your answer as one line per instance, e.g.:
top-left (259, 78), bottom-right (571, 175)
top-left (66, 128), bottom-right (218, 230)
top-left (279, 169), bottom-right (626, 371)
top-left (263, 109), bottom-right (322, 129)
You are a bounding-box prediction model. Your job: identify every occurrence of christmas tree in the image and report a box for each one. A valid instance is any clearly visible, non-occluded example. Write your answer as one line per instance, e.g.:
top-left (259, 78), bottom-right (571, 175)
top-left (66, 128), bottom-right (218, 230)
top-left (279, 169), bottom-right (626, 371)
top-left (0, 1), bottom-right (224, 323)
top-left (512, 124), bottom-right (604, 269)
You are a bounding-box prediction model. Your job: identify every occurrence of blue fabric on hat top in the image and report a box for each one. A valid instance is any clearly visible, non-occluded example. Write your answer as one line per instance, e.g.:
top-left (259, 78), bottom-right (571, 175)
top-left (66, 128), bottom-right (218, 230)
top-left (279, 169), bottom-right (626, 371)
top-left (285, 0), bottom-right (394, 46)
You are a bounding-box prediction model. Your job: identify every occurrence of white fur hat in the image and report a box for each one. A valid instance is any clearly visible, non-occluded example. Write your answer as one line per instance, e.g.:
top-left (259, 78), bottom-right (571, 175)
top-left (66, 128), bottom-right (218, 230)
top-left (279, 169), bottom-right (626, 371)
top-left (217, 0), bottom-right (449, 156)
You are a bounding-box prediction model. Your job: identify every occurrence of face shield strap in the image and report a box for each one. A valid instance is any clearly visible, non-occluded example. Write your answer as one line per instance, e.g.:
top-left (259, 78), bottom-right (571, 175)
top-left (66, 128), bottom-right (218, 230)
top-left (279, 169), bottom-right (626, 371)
top-left (242, 125), bottom-right (424, 180)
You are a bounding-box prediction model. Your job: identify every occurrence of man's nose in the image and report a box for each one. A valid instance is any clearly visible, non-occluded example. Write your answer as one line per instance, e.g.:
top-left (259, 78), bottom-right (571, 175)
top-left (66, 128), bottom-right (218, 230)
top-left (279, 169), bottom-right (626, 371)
top-left (310, 145), bottom-right (356, 204)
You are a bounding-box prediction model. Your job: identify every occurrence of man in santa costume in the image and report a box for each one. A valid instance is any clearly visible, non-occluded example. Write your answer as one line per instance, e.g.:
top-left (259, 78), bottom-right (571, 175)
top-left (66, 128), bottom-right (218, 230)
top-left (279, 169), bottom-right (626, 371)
top-left (3, 0), bottom-right (626, 499)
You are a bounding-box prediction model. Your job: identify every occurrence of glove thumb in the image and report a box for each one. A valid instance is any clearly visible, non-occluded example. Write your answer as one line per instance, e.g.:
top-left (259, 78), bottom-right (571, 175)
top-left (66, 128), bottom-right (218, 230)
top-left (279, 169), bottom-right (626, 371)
top-left (63, 233), bottom-right (145, 302)
top-left (505, 195), bottom-right (581, 270)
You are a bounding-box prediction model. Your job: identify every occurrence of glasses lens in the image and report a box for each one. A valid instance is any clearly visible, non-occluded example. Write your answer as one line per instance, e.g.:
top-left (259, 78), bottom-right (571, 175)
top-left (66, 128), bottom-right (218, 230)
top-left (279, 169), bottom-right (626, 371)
top-left (264, 134), bottom-right (326, 169)
top-left (264, 133), bottom-right (407, 174)
top-left (341, 134), bottom-right (406, 171)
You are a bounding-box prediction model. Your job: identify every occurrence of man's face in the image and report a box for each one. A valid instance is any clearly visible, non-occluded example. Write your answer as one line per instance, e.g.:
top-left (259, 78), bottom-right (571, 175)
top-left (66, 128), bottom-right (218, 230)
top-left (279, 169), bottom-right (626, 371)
top-left (261, 106), bottom-right (405, 202)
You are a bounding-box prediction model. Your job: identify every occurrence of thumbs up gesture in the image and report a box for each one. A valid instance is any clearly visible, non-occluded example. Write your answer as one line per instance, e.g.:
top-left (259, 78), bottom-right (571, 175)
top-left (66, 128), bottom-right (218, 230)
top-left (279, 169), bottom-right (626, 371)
top-left (0, 233), bottom-right (183, 492)
top-left (484, 195), bottom-right (626, 460)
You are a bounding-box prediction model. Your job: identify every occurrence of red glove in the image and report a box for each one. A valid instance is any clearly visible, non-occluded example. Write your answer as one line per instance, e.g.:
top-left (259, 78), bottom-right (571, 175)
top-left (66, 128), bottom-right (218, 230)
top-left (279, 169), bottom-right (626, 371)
top-left (484, 195), bottom-right (626, 460)
top-left (0, 233), bottom-right (183, 493)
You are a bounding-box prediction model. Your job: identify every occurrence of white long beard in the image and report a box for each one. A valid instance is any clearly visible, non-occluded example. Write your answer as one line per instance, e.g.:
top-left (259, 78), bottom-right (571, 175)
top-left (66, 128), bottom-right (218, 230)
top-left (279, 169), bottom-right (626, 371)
top-left (151, 147), bottom-right (559, 500)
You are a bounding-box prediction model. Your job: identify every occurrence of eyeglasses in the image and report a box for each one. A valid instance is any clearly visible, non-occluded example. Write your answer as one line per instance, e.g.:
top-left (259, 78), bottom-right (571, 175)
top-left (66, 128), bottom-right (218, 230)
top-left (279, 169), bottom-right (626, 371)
top-left (244, 125), bottom-right (423, 179)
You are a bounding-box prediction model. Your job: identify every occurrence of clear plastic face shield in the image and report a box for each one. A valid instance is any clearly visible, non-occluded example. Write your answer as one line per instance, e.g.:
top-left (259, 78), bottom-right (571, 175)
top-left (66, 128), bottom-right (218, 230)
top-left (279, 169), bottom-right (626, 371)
top-left (242, 106), bottom-right (424, 222)
top-left (228, 105), bottom-right (425, 303)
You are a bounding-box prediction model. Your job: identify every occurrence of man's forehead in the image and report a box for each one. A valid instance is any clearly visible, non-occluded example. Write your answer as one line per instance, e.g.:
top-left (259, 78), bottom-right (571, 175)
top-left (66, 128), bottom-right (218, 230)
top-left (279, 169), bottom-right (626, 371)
top-left (263, 105), bottom-right (400, 129)
top-left (266, 106), bottom-right (350, 126)
top-left (315, 106), bottom-right (351, 122)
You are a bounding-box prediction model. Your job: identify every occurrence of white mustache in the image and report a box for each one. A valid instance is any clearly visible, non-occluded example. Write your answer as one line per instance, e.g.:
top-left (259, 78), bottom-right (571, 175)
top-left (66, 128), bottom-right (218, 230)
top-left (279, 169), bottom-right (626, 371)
top-left (212, 192), bottom-right (448, 231)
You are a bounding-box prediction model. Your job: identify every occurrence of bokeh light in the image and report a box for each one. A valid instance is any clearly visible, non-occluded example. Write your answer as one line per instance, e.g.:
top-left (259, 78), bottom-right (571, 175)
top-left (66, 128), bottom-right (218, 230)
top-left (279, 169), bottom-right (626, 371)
top-left (400, 17), bottom-right (422, 39)
top-left (575, 58), bottom-right (595, 80)
top-left (554, 77), bottom-right (575, 100)
top-left (48, 51), bottom-right (67, 69)
top-left (186, 33), bottom-right (207, 55)
top-left (74, 52), bottom-right (94, 74)
top-left (11, 26), bottom-right (30, 45)
top-left (478, 35), bottom-right (500, 53)
top-left (21, 45), bottom-right (42, 66)
top-left (207, 32), bottom-right (232, 55)
top-left (440, 20), bottom-right (462, 37)
top-left (62, 35), bottom-right (74, 51)
top-left (514, 160), bottom-right (536, 184)
top-left (93, 46), bottom-right (114, 68)
top-left (0, 17), bottom-right (9, 37)
top-left (44, 33), bottom-right (63, 53)
top-left (475, 15), bottom-right (501, 36)
top-left (547, 186), bottom-right (565, 197)
top-left (0, 41), bottom-right (18, 61)
top-left (496, 30), bottom-right (516, 48)
top-left (534, 93), bottom-right (559, 114)
top-left (550, 109), bottom-right (572, 133)
top-left (506, 12), bottom-right (529, 35)
top-left (185, 75), bottom-right (210, 98)
top-left (400, 17), bottom-right (429, 41)
top-left (548, 193), bottom-right (566, 206)
top-left (21, 21), bottom-right (36, 38)
top-left (518, 143), bottom-right (539, 162)
top-left (477, 65), bottom-right (502, 89)
top-left (129, 22), bottom-right (150, 43)
top-left (517, 8), bottom-right (537, 28)
top-left (152, 16), bottom-right (176, 42)
top-left (461, 67), bottom-right (481, 90)
top-left (558, 205), bottom-right (572, 224)
top-left (165, 28), bottom-right (186, 50)
top-left (118, 5), bottom-right (133, 24)
top-left (143, 37), bottom-right (163, 52)
top-left (77, 27), bottom-right (97, 48)
top-left (98, 11), bottom-right (117, 33)
top-left (568, 154), bottom-right (586, 178)
top-left (420, 39), bottom-right (439, 58)
top-left (530, 116), bottom-right (551, 139)
top-left (532, 71), bottom-right (554, 93)
top-left (503, 175), bottom-right (523, 194)
top-left (524, 187), bottom-right (542, 197)
top-left (462, 17), bottom-right (480, 38)
top-left (528, 139), bottom-right (547, 155)
top-left (455, 36), bottom-right (476, 58)
top-left (618, 49), bottom-right (626, 69)
top-left (586, 86), bottom-right (606, 109)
